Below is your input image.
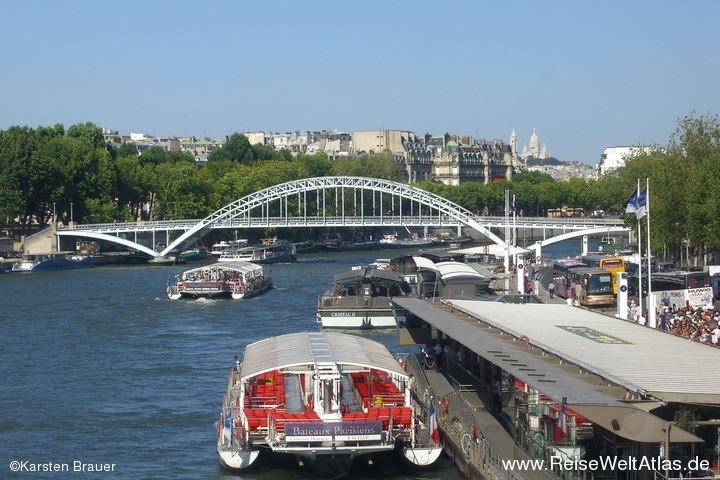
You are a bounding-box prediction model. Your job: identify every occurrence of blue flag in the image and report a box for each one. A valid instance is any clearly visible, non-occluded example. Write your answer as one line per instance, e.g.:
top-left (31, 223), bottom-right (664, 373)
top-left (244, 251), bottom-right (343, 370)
top-left (635, 187), bottom-right (648, 219)
top-left (623, 186), bottom-right (639, 215)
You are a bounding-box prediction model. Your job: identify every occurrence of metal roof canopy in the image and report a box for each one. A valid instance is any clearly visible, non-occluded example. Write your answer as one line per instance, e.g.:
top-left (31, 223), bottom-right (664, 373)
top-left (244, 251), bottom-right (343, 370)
top-left (391, 298), bottom-right (702, 443)
top-left (239, 331), bottom-right (408, 382)
top-left (180, 260), bottom-right (262, 276)
top-left (447, 300), bottom-right (720, 405)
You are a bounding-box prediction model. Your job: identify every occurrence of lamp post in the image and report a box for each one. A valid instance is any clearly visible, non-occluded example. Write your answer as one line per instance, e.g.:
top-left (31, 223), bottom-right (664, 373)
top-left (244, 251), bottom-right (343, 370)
top-left (70, 202), bottom-right (74, 225)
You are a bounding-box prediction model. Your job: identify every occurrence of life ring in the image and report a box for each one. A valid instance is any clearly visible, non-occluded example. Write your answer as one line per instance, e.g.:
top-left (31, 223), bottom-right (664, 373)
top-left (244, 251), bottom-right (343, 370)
top-left (461, 433), bottom-right (472, 457)
top-left (440, 396), bottom-right (449, 413)
top-left (536, 256), bottom-right (542, 263)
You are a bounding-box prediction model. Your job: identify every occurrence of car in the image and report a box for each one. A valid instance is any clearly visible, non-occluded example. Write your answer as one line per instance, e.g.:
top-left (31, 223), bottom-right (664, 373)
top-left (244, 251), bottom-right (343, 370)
top-left (654, 262), bottom-right (676, 273)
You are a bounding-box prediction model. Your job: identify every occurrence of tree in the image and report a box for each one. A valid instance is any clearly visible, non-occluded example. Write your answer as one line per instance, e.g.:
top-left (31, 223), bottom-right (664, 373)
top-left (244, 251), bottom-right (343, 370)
top-left (207, 133), bottom-right (253, 164)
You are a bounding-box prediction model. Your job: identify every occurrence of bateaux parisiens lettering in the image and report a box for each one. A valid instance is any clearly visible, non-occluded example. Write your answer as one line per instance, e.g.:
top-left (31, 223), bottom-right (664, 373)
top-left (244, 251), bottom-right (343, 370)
top-left (286, 421), bottom-right (382, 442)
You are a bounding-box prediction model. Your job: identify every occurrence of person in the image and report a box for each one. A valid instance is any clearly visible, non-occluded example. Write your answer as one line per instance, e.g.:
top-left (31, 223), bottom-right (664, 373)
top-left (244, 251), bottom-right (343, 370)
top-left (492, 376), bottom-right (502, 413)
top-left (534, 278), bottom-right (540, 296)
top-left (566, 295), bottom-right (573, 306)
top-left (420, 343), bottom-right (430, 369)
top-left (548, 280), bottom-right (556, 299)
top-left (573, 280), bottom-right (582, 306)
top-left (434, 341), bottom-right (443, 372)
top-left (629, 301), bottom-right (637, 322)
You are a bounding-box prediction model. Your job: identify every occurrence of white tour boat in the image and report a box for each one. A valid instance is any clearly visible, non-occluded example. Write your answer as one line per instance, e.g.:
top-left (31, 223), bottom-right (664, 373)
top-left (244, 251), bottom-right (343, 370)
top-left (216, 331), bottom-right (442, 477)
top-left (316, 267), bottom-right (412, 328)
top-left (218, 241), bottom-right (297, 264)
top-left (167, 261), bottom-right (271, 300)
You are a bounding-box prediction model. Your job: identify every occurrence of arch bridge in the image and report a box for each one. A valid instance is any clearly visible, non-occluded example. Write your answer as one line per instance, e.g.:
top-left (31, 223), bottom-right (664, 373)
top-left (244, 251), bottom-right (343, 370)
top-left (57, 176), bottom-right (628, 258)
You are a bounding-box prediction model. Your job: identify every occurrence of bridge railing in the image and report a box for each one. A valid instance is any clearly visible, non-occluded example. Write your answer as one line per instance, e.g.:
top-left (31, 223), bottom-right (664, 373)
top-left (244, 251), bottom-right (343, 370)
top-left (58, 215), bottom-right (626, 233)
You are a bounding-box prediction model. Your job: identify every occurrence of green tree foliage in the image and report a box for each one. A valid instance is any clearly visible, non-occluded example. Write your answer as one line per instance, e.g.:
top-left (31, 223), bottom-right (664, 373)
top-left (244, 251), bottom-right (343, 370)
top-left (207, 133), bottom-right (253, 164)
top-left (331, 153), bottom-right (404, 181)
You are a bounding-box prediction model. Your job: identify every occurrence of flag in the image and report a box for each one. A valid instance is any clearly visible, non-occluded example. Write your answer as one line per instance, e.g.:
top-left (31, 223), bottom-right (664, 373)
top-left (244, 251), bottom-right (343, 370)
top-left (222, 409), bottom-right (233, 444)
top-left (429, 401), bottom-right (440, 445)
top-left (510, 196), bottom-right (516, 213)
top-left (623, 186), bottom-right (639, 215)
top-left (635, 187), bottom-right (648, 219)
top-left (555, 405), bottom-right (567, 442)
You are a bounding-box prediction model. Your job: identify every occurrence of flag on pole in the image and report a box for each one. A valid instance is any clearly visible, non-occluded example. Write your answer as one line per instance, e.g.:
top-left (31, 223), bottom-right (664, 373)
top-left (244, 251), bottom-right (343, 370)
top-left (555, 405), bottom-right (567, 442)
top-left (429, 401), bottom-right (440, 445)
top-left (635, 187), bottom-right (648, 219)
top-left (222, 409), bottom-right (233, 445)
top-left (623, 186), bottom-right (639, 215)
top-left (510, 196), bottom-right (516, 213)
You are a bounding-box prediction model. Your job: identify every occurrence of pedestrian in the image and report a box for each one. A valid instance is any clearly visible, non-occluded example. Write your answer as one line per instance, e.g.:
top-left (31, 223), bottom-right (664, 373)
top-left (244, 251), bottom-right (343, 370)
top-left (492, 376), bottom-right (503, 413)
top-left (434, 341), bottom-right (443, 372)
top-left (533, 278), bottom-right (540, 296)
top-left (548, 280), bottom-right (556, 299)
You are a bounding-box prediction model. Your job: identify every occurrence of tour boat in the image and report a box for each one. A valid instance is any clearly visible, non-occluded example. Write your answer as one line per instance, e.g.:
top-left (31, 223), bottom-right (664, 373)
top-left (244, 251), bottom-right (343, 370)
top-left (10, 252), bottom-right (95, 272)
top-left (316, 266), bottom-right (412, 328)
top-left (216, 331), bottom-right (442, 477)
top-left (167, 261), bottom-right (271, 300)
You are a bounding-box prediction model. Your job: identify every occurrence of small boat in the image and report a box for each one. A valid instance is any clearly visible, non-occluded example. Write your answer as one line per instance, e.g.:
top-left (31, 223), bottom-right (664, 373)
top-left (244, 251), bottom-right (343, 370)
top-left (167, 261), bottom-right (271, 300)
top-left (379, 234), bottom-right (433, 249)
top-left (178, 246), bottom-right (208, 261)
top-left (218, 241), bottom-right (297, 264)
top-left (216, 331), bottom-right (442, 476)
top-left (210, 239), bottom-right (249, 257)
top-left (10, 252), bottom-right (95, 272)
top-left (316, 266), bottom-right (412, 328)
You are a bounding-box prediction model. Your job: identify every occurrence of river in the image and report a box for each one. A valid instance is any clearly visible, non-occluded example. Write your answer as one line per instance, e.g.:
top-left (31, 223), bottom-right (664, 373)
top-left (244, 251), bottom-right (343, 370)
top-left (0, 241), bottom-right (591, 479)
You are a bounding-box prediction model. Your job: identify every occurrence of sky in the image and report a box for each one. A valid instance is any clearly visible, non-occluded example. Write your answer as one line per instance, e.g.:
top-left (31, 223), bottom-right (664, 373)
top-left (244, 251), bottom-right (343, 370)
top-left (2, 1), bottom-right (718, 166)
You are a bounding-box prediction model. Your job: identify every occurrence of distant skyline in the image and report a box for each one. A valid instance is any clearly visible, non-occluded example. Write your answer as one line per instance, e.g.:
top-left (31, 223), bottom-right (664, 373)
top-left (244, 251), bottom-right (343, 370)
top-left (2, 1), bottom-right (718, 167)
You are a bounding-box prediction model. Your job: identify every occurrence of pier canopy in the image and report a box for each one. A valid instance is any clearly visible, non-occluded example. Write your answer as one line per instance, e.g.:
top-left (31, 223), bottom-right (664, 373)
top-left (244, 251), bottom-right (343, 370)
top-left (239, 331), bottom-right (407, 381)
top-left (392, 298), bottom-right (708, 443)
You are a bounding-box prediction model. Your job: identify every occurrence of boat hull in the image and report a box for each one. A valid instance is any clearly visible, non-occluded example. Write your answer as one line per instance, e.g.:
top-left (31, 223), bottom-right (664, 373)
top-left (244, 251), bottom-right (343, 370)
top-left (217, 447), bottom-right (261, 471)
top-left (316, 309), bottom-right (399, 328)
top-left (11, 255), bottom-right (95, 272)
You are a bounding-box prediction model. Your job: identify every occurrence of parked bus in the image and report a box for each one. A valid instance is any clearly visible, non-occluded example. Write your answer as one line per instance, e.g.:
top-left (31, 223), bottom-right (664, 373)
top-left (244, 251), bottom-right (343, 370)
top-left (652, 271), bottom-right (713, 311)
top-left (569, 267), bottom-right (616, 307)
top-left (552, 259), bottom-right (587, 298)
top-left (580, 255), bottom-right (625, 294)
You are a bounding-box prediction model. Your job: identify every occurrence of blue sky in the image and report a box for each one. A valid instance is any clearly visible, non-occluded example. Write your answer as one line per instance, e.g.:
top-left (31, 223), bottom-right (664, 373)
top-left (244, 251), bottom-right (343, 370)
top-left (2, 1), bottom-right (718, 166)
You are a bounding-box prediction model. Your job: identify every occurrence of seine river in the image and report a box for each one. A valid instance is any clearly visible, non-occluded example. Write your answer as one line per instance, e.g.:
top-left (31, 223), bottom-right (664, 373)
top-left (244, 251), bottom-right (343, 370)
top-left (0, 241), bottom-right (587, 479)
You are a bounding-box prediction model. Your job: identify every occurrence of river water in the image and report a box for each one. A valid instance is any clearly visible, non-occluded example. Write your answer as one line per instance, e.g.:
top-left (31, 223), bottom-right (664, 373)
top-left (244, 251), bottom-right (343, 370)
top-left (0, 241), bottom-right (589, 479)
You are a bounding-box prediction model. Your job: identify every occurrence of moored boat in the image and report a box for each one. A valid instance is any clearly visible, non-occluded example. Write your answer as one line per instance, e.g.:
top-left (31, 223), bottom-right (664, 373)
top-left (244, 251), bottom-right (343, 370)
top-left (317, 239), bottom-right (381, 252)
top-left (218, 241), bottom-right (296, 264)
top-left (178, 246), bottom-right (208, 261)
top-left (216, 331), bottom-right (442, 476)
top-left (210, 239), bottom-right (249, 257)
top-left (379, 234), bottom-right (433, 249)
top-left (10, 252), bottom-right (95, 272)
top-left (316, 266), bottom-right (412, 328)
top-left (167, 261), bottom-right (272, 300)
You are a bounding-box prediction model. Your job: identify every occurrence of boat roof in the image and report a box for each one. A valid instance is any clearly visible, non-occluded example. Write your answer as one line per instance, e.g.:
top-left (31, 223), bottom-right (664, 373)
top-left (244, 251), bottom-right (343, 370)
top-left (435, 261), bottom-right (488, 282)
top-left (332, 268), bottom-right (406, 283)
top-left (181, 261), bottom-right (262, 276)
top-left (239, 331), bottom-right (407, 381)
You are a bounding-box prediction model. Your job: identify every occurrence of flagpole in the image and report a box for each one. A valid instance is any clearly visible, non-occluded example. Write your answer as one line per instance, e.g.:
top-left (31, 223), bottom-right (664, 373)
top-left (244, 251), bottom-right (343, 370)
top-left (646, 178), bottom-right (654, 328)
top-left (636, 179), bottom-right (642, 322)
top-left (504, 189), bottom-right (510, 278)
top-left (512, 194), bottom-right (517, 248)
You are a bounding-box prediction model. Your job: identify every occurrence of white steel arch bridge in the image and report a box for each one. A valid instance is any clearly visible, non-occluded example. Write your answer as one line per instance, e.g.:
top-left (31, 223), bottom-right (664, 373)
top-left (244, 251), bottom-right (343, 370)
top-left (57, 176), bottom-right (628, 258)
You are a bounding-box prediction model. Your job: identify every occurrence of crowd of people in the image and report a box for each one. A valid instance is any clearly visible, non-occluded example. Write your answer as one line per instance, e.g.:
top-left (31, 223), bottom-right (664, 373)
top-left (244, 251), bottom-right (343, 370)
top-left (652, 305), bottom-right (720, 345)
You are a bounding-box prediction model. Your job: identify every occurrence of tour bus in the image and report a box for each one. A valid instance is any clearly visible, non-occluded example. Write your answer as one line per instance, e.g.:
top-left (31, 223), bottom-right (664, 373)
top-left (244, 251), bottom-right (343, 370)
top-left (568, 267), bottom-right (616, 307)
top-left (552, 259), bottom-right (587, 298)
top-left (580, 255), bottom-right (625, 294)
top-left (652, 271), bottom-right (713, 311)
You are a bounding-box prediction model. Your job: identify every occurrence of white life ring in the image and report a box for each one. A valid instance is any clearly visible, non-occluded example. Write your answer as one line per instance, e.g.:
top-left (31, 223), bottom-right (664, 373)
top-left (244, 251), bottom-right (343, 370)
top-left (536, 256), bottom-right (542, 263)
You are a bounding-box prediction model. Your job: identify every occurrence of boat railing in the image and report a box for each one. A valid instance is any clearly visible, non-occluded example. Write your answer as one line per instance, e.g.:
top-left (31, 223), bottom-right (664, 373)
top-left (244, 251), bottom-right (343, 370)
top-left (404, 353), bottom-right (531, 480)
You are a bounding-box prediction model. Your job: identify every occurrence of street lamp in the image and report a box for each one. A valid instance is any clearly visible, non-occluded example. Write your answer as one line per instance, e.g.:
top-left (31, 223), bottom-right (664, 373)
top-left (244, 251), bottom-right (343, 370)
top-left (70, 202), bottom-right (74, 225)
